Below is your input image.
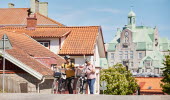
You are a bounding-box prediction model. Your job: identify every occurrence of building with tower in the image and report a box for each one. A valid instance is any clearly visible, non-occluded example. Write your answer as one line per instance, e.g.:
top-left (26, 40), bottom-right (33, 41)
top-left (106, 10), bottom-right (170, 75)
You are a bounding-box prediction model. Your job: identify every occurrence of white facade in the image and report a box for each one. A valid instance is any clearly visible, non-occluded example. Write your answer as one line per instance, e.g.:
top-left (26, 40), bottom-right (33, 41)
top-left (35, 38), bottom-right (60, 54)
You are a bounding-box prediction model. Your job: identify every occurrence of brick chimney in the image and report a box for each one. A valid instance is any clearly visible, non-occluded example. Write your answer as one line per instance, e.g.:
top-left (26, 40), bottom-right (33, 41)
top-left (26, 14), bottom-right (37, 30)
top-left (8, 3), bottom-right (15, 8)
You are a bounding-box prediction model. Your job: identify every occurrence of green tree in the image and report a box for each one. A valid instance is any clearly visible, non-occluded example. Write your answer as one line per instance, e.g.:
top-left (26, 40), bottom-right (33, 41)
top-left (161, 52), bottom-right (170, 94)
top-left (100, 64), bottom-right (138, 95)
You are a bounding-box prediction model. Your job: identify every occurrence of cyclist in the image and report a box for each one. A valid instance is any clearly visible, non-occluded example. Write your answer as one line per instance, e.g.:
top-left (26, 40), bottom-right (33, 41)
top-left (61, 55), bottom-right (75, 94)
top-left (84, 59), bottom-right (96, 94)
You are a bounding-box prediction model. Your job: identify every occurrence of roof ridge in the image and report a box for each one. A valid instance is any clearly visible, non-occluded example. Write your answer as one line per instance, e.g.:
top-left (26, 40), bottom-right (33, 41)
top-left (0, 8), bottom-right (29, 9)
top-left (36, 12), bottom-right (64, 27)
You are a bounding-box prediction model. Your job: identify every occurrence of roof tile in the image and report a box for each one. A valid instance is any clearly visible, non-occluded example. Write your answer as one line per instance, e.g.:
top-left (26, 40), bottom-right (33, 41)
top-left (135, 77), bottom-right (163, 93)
top-left (0, 8), bottom-right (64, 26)
top-left (0, 30), bottom-right (65, 76)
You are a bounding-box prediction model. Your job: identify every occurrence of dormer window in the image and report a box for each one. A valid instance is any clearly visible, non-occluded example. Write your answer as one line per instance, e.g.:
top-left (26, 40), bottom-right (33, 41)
top-left (38, 40), bottom-right (50, 49)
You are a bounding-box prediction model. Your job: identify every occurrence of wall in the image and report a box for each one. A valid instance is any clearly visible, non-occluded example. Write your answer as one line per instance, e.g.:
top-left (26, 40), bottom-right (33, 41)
top-left (94, 45), bottom-right (100, 67)
top-left (35, 38), bottom-right (59, 54)
top-left (0, 73), bottom-right (53, 93)
top-left (61, 36), bottom-right (66, 49)
top-left (39, 2), bottom-right (48, 17)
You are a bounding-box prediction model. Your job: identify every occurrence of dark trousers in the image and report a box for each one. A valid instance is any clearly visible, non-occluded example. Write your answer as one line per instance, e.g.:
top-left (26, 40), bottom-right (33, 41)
top-left (66, 77), bottom-right (74, 94)
top-left (87, 78), bottom-right (96, 94)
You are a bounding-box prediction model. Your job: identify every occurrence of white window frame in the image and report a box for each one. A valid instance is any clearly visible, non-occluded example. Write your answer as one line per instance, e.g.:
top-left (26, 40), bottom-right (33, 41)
top-left (38, 41), bottom-right (50, 49)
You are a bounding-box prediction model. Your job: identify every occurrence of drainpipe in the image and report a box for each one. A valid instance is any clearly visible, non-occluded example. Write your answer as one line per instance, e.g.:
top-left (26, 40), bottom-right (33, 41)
top-left (37, 77), bottom-right (45, 93)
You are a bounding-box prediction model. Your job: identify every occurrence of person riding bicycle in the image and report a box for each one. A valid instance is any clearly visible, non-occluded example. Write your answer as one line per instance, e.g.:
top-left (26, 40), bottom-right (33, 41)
top-left (84, 59), bottom-right (96, 94)
top-left (61, 55), bottom-right (75, 94)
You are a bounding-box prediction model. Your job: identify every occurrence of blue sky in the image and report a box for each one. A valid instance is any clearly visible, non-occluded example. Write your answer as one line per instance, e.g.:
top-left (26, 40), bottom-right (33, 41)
top-left (0, 0), bottom-right (170, 43)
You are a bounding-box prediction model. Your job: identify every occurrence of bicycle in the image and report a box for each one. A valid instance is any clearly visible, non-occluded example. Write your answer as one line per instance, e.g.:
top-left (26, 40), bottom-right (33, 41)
top-left (51, 68), bottom-right (67, 94)
top-left (75, 67), bottom-right (87, 94)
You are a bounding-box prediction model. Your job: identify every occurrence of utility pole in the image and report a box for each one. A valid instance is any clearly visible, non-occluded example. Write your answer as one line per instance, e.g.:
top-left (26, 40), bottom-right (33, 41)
top-left (2, 34), bottom-right (6, 93)
top-left (0, 34), bottom-right (12, 93)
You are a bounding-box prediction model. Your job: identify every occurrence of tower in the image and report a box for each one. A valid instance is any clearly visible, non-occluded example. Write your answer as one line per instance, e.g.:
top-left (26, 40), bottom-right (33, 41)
top-left (127, 10), bottom-right (136, 29)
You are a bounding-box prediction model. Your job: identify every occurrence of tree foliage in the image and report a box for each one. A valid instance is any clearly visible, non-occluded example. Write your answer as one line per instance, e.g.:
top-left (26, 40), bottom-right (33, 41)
top-left (100, 64), bottom-right (138, 95)
top-left (161, 52), bottom-right (170, 94)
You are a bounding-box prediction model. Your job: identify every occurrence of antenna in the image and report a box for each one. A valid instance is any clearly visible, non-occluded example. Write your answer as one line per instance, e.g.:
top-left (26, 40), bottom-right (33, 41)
top-left (130, 6), bottom-right (134, 11)
top-left (130, 0), bottom-right (134, 11)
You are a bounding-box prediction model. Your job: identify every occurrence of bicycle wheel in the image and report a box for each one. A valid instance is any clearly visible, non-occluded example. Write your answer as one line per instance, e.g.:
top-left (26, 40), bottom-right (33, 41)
top-left (82, 80), bottom-right (87, 94)
top-left (75, 78), bottom-right (81, 94)
top-left (51, 80), bottom-right (59, 94)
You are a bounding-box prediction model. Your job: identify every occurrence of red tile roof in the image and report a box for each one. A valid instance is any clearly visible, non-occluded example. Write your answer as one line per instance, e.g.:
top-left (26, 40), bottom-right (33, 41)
top-left (59, 26), bottom-right (100, 55)
top-left (2, 27), bottom-right (71, 38)
top-left (0, 8), bottom-right (64, 26)
top-left (0, 30), bottom-right (65, 76)
top-left (1, 26), bottom-right (101, 55)
top-left (135, 77), bottom-right (163, 93)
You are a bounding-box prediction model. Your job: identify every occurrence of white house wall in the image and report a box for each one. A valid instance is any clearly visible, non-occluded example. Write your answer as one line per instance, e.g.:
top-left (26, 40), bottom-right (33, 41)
top-left (34, 38), bottom-right (59, 54)
top-left (94, 44), bottom-right (100, 67)
top-left (61, 36), bottom-right (66, 49)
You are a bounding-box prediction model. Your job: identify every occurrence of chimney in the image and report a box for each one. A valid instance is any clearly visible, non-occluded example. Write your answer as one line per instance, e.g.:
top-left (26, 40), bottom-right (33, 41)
top-left (8, 3), bottom-right (15, 8)
top-left (26, 14), bottom-right (37, 30)
top-left (39, 2), bottom-right (48, 17)
top-left (30, 0), bottom-right (39, 13)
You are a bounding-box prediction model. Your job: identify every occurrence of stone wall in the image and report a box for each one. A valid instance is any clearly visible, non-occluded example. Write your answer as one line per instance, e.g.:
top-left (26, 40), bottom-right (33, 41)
top-left (0, 73), bottom-right (54, 93)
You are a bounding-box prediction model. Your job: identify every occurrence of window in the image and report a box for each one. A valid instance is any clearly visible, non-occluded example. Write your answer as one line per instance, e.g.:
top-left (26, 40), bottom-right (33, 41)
top-left (38, 41), bottom-right (50, 49)
top-left (119, 54), bottom-right (123, 59)
top-left (130, 51), bottom-right (133, 59)
top-left (51, 64), bottom-right (57, 71)
top-left (111, 53), bottom-right (114, 59)
top-left (119, 51), bottom-right (123, 59)
top-left (124, 32), bottom-right (129, 43)
top-left (70, 58), bottom-right (75, 64)
top-left (138, 53), bottom-right (142, 59)
top-left (131, 62), bottom-right (133, 67)
top-left (125, 51), bottom-right (128, 54)
top-left (145, 60), bottom-right (151, 67)
top-left (125, 37), bottom-right (129, 43)
top-left (124, 54), bottom-right (128, 59)
top-left (129, 18), bottom-right (131, 24)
